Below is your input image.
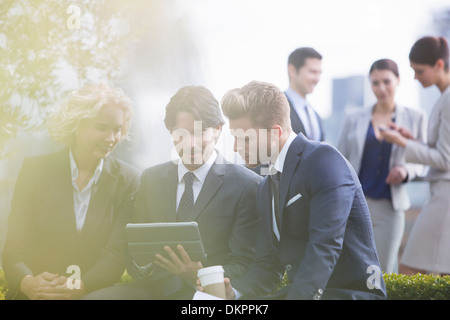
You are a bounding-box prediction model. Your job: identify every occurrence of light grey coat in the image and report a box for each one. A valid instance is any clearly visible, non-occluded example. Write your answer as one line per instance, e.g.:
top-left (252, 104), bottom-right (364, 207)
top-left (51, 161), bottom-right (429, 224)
top-left (400, 86), bottom-right (450, 273)
top-left (405, 86), bottom-right (450, 181)
top-left (337, 105), bottom-right (427, 211)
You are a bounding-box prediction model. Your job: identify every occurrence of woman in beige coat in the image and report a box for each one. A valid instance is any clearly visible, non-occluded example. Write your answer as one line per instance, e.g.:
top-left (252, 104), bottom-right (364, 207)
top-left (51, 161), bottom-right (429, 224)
top-left (381, 36), bottom-right (450, 275)
top-left (337, 59), bottom-right (427, 274)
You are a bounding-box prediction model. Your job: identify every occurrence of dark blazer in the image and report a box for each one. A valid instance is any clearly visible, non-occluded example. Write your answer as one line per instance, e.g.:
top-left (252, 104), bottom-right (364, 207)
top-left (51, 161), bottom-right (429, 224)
top-left (2, 148), bottom-right (141, 299)
top-left (285, 93), bottom-right (325, 141)
top-left (129, 153), bottom-right (262, 297)
top-left (232, 134), bottom-right (387, 300)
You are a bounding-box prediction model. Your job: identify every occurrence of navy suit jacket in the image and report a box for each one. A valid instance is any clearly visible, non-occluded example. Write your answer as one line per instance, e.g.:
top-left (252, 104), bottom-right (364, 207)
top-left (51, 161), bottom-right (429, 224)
top-left (285, 93), bottom-right (325, 141)
top-left (232, 134), bottom-right (386, 300)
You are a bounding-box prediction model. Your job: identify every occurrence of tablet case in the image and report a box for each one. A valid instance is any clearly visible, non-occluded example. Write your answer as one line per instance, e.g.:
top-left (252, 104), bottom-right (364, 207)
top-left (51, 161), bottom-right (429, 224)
top-left (125, 222), bottom-right (207, 269)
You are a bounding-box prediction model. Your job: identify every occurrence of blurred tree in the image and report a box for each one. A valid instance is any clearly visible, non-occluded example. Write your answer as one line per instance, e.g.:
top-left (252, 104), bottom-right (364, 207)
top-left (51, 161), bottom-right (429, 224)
top-left (0, 0), bottom-right (202, 265)
top-left (0, 0), bottom-right (148, 158)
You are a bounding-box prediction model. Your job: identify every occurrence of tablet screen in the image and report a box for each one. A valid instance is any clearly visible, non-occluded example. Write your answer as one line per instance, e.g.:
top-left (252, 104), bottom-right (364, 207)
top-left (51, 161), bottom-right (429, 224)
top-left (125, 222), bottom-right (207, 266)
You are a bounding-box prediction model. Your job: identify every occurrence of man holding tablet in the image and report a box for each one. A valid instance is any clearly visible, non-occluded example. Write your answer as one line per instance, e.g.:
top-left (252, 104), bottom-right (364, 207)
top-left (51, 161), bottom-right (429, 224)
top-left (84, 85), bottom-right (262, 299)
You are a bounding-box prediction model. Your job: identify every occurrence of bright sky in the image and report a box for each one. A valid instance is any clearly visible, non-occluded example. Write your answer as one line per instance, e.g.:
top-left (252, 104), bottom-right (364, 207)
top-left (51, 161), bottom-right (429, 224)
top-left (4, 0), bottom-right (449, 169)
top-left (127, 0), bottom-right (445, 166)
top-left (182, 0), bottom-right (449, 117)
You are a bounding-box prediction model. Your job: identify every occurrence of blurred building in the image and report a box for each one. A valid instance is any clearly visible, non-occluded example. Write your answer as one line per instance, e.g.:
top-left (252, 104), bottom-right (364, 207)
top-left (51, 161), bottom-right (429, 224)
top-left (324, 75), bottom-right (368, 147)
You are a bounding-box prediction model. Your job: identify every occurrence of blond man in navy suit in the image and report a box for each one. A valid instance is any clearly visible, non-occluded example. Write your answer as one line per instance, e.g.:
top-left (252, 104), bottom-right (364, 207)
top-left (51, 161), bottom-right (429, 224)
top-left (207, 80), bottom-right (386, 300)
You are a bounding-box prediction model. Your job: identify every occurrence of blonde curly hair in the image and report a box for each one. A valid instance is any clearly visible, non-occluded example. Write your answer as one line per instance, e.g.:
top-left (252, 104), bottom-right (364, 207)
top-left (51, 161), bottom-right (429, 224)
top-left (47, 82), bottom-right (133, 146)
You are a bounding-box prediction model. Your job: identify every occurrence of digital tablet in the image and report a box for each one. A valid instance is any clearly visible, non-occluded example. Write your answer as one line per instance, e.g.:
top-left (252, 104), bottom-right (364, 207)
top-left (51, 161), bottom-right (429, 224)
top-left (125, 222), bottom-right (207, 267)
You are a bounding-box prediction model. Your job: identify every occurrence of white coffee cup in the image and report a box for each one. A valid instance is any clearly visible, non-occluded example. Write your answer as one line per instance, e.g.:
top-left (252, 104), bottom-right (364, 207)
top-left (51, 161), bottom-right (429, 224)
top-left (197, 265), bottom-right (226, 299)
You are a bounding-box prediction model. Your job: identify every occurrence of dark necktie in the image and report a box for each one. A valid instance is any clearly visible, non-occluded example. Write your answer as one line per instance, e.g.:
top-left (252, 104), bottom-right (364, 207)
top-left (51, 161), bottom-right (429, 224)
top-left (177, 171), bottom-right (196, 222)
top-left (162, 171), bottom-right (196, 297)
top-left (270, 171), bottom-right (281, 235)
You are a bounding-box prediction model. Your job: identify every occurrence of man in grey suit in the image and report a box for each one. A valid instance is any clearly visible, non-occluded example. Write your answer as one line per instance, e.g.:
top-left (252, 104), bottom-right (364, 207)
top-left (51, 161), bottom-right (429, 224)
top-left (285, 47), bottom-right (325, 141)
top-left (213, 81), bottom-right (386, 300)
top-left (84, 86), bottom-right (262, 299)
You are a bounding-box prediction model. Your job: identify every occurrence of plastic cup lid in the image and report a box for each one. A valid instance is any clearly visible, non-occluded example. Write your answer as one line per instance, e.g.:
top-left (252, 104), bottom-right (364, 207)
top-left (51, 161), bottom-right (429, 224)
top-left (197, 265), bottom-right (224, 277)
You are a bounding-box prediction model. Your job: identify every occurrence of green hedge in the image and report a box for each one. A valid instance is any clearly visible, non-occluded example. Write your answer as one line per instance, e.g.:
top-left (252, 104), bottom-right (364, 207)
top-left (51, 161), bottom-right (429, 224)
top-left (1, 270), bottom-right (449, 300)
top-left (383, 273), bottom-right (450, 300)
top-left (0, 269), bottom-right (7, 300)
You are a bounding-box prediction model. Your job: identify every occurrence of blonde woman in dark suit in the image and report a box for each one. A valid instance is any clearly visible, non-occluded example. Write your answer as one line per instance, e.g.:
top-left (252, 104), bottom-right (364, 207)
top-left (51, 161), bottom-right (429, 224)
top-left (2, 83), bottom-right (141, 299)
top-left (337, 59), bottom-right (427, 274)
top-left (381, 37), bottom-right (450, 275)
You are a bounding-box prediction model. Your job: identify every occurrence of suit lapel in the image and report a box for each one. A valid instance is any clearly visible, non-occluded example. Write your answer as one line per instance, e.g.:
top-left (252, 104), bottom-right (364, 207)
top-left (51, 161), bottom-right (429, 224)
top-left (355, 108), bottom-right (372, 170)
top-left (48, 149), bottom-right (78, 237)
top-left (165, 163), bottom-right (179, 221)
top-left (279, 135), bottom-right (306, 226)
top-left (314, 109), bottom-right (325, 141)
top-left (188, 159), bottom-right (224, 221)
top-left (389, 106), bottom-right (404, 169)
top-left (285, 93), bottom-right (306, 136)
top-left (290, 105), bottom-right (305, 136)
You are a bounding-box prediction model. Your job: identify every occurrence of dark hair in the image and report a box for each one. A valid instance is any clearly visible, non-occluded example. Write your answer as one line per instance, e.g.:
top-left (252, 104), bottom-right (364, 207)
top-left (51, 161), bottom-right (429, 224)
top-left (288, 47), bottom-right (322, 70)
top-left (409, 36), bottom-right (449, 70)
top-left (369, 59), bottom-right (400, 78)
top-left (164, 86), bottom-right (225, 130)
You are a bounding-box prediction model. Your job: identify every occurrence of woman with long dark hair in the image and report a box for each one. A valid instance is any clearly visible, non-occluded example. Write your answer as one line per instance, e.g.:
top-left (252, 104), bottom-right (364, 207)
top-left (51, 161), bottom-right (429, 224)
top-left (381, 36), bottom-right (450, 275)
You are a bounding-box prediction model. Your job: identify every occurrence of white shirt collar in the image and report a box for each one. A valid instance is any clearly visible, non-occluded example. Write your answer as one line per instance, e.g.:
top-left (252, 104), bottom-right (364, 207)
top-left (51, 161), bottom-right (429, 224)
top-left (177, 149), bottom-right (217, 183)
top-left (69, 149), bottom-right (104, 186)
top-left (285, 87), bottom-right (307, 110)
top-left (271, 131), bottom-right (297, 174)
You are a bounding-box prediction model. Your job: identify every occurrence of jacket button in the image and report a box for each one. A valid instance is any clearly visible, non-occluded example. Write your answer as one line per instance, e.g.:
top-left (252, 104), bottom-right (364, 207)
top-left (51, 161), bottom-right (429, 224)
top-left (313, 289), bottom-right (323, 300)
top-left (285, 264), bottom-right (292, 271)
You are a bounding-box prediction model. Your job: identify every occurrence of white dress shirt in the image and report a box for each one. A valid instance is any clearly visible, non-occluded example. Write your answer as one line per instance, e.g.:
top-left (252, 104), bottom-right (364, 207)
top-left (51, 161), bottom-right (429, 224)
top-left (285, 87), bottom-right (321, 140)
top-left (176, 150), bottom-right (217, 210)
top-left (69, 150), bottom-right (103, 232)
